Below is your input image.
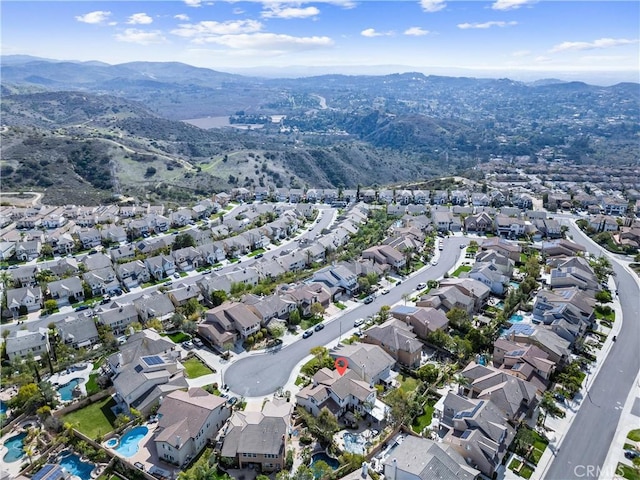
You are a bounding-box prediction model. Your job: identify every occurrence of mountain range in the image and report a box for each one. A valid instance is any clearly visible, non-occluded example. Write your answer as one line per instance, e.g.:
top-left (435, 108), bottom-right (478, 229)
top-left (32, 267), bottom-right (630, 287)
top-left (1, 55), bottom-right (638, 206)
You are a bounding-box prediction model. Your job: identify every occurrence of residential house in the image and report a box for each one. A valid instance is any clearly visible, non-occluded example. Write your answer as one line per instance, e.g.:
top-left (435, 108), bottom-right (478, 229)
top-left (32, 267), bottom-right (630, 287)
top-left (279, 282), bottom-right (331, 317)
top-left (532, 287), bottom-right (595, 343)
top-left (460, 362), bottom-right (539, 423)
top-left (95, 303), bottom-right (139, 335)
top-left (539, 239), bottom-right (586, 259)
top-left (108, 329), bottom-right (187, 414)
top-left (471, 192), bottom-right (491, 207)
top-left (145, 254), bottom-right (176, 280)
top-left (110, 245), bottom-right (137, 263)
top-left (296, 367), bottom-right (376, 420)
top-left (154, 388), bottom-right (230, 467)
top-left (450, 190), bottom-right (469, 205)
top-left (548, 257), bottom-right (599, 293)
top-left (433, 211), bottom-right (454, 233)
top-left (434, 392), bottom-right (515, 477)
top-left (328, 343), bottom-right (396, 388)
top-left (82, 253), bottom-right (113, 271)
top-left (468, 263), bottom-right (510, 295)
top-left (197, 243), bottom-right (227, 266)
top-left (168, 284), bottom-right (203, 308)
top-left (362, 319), bottom-right (422, 368)
top-left (101, 225), bottom-right (128, 244)
top-left (200, 302), bottom-right (261, 346)
top-left (312, 265), bottom-right (359, 299)
top-left (362, 245), bottom-right (406, 272)
top-left (14, 240), bottom-right (41, 261)
top-left (6, 286), bottom-right (43, 315)
top-left (133, 292), bottom-right (176, 323)
top-left (601, 196), bottom-right (628, 216)
top-left (390, 305), bottom-right (449, 339)
top-left (0, 242), bottom-right (15, 261)
top-left (172, 247), bottom-right (203, 272)
top-left (492, 338), bottom-right (555, 391)
top-left (382, 435), bottom-right (479, 480)
top-left (242, 293), bottom-right (297, 325)
top-left (464, 212), bottom-right (493, 233)
top-left (225, 267), bottom-right (260, 287)
top-left (5, 328), bottom-right (50, 361)
top-left (77, 228), bottom-right (102, 249)
top-left (614, 225), bottom-right (640, 249)
top-left (480, 238), bottom-right (522, 262)
top-left (56, 315), bottom-right (100, 349)
top-left (116, 260), bottom-right (150, 289)
top-left (494, 214), bottom-right (526, 238)
top-left (47, 277), bottom-right (84, 306)
top-left (474, 250), bottom-right (514, 277)
top-left (588, 214), bottom-right (619, 233)
top-left (220, 397), bottom-right (293, 472)
top-left (502, 324), bottom-right (570, 365)
top-left (83, 267), bottom-right (120, 296)
top-left (10, 265), bottom-right (39, 287)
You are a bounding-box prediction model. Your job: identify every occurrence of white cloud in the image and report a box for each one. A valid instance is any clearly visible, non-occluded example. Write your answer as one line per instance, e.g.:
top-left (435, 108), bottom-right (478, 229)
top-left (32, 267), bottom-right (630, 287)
top-left (262, 6), bottom-right (320, 19)
top-left (511, 49), bottom-right (531, 57)
top-left (492, 0), bottom-right (535, 11)
top-left (420, 0), bottom-right (446, 12)
top-left (534, 55), bottom-right (551, 63)
top-left (184, 0), bottom-right (202, 7)
top-left (457, 21), bottom-right (517, 29)
top-left (174, 14), bottom-right (190, 21)
top-left (404, 27), bottom-right (430, 36)
top-left (75, 11), bottom-right (112, 25)
top-left (115, 29), bottom-right (167, 45)
top-left (361, 28), bottom-right (393, 37)
top-left (172, 19), bottom-right (263, 40)
top-left (197, 32), bottom-right (333, 50)
top-left (550, 37), bottom-right (638, 53)
top-left (127, 13), bottom-right (153, 25)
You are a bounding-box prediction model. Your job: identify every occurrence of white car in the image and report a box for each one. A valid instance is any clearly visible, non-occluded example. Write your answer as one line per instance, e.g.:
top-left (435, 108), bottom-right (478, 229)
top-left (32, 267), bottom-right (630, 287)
top-left (416, 282), bottom-right (427, 290)
top-left (431, 260), bottom-right (438, 266)
top-left (380, 288), bottom-right (390, 295)
top-left (354, 318), bottom-right (365, 327)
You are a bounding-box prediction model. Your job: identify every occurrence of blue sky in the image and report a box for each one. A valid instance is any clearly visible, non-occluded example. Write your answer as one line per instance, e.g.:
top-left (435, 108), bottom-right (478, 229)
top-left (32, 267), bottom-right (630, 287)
top-left (1, 1), bottom-right (638, 81)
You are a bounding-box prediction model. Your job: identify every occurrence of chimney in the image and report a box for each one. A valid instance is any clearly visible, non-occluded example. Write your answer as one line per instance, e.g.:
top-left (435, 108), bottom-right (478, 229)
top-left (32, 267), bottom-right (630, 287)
top-left (176, 436), bottom-right (181, 448)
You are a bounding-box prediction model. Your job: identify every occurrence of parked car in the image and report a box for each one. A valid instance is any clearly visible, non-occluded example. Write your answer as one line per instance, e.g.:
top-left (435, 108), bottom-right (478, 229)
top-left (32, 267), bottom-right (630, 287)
top-left (193, 338), bottom-right (203, 348)
top-left (302, 330), bottom-right (314, 339)
top-left (134, 462), bottom-right (145, 471)
top-left (416, 282), bottom-right (427, 290)
top-left (173, 272), bottom-right (180, 279)
top-left (354, 318), bottom-right (365, 327)
top-left (380, 288), bottom-right (390, 295)
top-left (363, 296), bottom-right (374, 304)
top-left (431, 260), bottom-right (438, 266)
top-left (227, 396), bottom-right (239, 406)
top-left (625, 450), bottom-right (640, 460)
top-left (182, 341), bottom-right (193, 350)
top-left (314, 323), bottom-right (325, 331)
top-left (75, 305), bottom-right (89, 312)
top-left (255, 253), bottom-right (264, 259)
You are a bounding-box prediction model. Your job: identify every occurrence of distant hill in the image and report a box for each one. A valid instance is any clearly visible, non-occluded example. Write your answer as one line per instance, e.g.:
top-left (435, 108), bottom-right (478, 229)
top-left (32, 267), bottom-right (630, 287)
top-left (1, 57), bottom-right (638, 204)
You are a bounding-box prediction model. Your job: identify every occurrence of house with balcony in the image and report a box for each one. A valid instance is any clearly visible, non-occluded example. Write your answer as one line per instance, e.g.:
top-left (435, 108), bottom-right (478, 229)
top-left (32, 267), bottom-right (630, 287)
top-left (77, 228), bottom-right (102, 249)
top-left (154, 388), bottom-right (231, 468)
top-left (279, 282), bottom-right (331, 317)
top-left (480, 238), bottom-right (522, 262)
top-left (145, 254), bottom-right (176, 280)
top-left (220, 397), bottom-right (293, 473)
top-left (464, 212), bottom-right (493, 233)
top-left (10, 265), bottom-right (39, 287)
top-left (362, 245), bottom-right (406, 272)
top-left (328, 343), bottom-right (396, 388)
top-left (242, 293), bottom-right (297, 325)
top-left (312, 265), bottom-right (359, 299)
top-left (296, 367), bottom-right (376, 419)
top-left (15, 240), bottom-right (42, 261)
top-left (83, 267), bottom-right (120, 296)
top-left (492, 338), bottom-right (555, 391)
top-left (601, 196), bottom-right (628, 216)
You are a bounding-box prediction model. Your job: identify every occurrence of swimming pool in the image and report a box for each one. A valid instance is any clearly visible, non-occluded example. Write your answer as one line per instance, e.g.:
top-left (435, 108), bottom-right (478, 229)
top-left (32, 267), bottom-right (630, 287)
top-left (58, 378), bottom-right (83, 401)
top-left (3, 431), bottom-right (26, 463)
top-left (114, 425), bottom-right (148, 458)
top-left (0, 400), bottom-right (7, 416)
top-left (509, 314), bottom-right (524, 323)
top-left (104, 437), bottom-right (119, 448)
top-left (510, 281), bottom-right (520, 290)
top-left (59, 452), bottom-right (94, 480)
top-left (343, 432), bottom-right (369, 455)
top-left (310, 452), bottom-right (339, 477)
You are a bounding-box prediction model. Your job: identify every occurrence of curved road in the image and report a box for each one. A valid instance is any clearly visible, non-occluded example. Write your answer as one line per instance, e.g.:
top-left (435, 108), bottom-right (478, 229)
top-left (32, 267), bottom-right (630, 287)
top-left (224, 236), bottom-right (469, 397)
top-left (546, 219), bottom-right (640, 480)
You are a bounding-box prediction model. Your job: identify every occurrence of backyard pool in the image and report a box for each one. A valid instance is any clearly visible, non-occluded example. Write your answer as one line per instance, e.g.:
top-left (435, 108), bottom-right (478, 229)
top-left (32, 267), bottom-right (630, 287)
top-left (509, 281), bottom-right (521, 290)
top-left (509, 314), bottom-right (524, 323)
top-left (114, 425), bottom-right (148, 457)
top-left (496, 301), bottom-right (505, 310)
top-left (59, 452), bottom-right (95, 480)
top-left (343, 432), bottom-right (369, 455)
top-left (310, 452), bottom-right (339, 470)
top-left (58, 378), bottom-right (83, 401)
top-left (0, 399), bottom-right (7, 416)
top-left (104, 437), bottom-right (119, 448)
top-left (3, 431), bottom-right (26, 463)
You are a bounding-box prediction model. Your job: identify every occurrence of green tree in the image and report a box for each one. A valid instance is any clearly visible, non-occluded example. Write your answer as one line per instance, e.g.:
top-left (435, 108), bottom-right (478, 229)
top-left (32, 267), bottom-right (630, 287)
top-left (595, 290), bottom-right (612, 303)
top-left (172, 233), bottom-right (196, 251)
top-left (210, 290), bottom-right (228, 307)
top-left (43, 299), bottom-right (58, 314)
top-left (446, 308), bottom-right (470, 332)
top-left (417, 364), bottom-right (439, 384)
top-left (288, 309), bottom-right (301, 327)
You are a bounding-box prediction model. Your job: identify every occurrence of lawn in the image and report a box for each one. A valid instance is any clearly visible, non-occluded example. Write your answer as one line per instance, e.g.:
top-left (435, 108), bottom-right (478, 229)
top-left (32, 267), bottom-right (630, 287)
top-left (247, 248), bottom-right (266, 257)
top-left (61, 396), bottom-right (118, 439)
top-left (451, 265), bottom-right (472, 277)
top-left (509, 458), bottom-right (522, 471)
top-left (628, 429), bottom-right (640, 442)
top-left (617, 463), bottom-right (640, 480)
top-left (411, 403), bottom-right (434, 433)
top-left (165, 331), bottom-right (191, 343)
top-left (595, 308), bottom-right (615, 322)
top-left (85, 373), bottom-right (100, 396)
top-left (397, 375), bottom-right (418, 395)
top-left (519, 464), bottom-right (534, 479)
top-left (183, 357), bottom-right (214, 378)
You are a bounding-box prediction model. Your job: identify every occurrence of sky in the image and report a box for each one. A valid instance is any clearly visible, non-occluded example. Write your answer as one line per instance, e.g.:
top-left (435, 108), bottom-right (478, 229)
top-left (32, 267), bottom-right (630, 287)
top-left (1, 0), bottom-right (639, 82)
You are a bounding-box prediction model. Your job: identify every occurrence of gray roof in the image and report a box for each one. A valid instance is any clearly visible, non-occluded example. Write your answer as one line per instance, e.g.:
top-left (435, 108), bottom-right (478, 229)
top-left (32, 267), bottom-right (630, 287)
top-left (383, 435), bottom-right (478, 480)
top-left (57, 315), bottom-right (99, 346)
top-left (329, 343), bottom-right (395, 381)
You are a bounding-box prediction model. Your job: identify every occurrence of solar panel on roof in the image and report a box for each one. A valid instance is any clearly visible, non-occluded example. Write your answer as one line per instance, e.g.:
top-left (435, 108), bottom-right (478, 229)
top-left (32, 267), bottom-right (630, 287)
top-left (143, 355), bottom-right (164, 366)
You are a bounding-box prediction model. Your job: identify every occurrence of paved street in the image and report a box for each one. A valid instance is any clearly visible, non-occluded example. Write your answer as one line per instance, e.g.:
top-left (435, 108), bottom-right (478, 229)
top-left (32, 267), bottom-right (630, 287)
top-left (544, 219), bottom-right (640, 480)
top-left (223, 235), bottom-right (469, 397)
